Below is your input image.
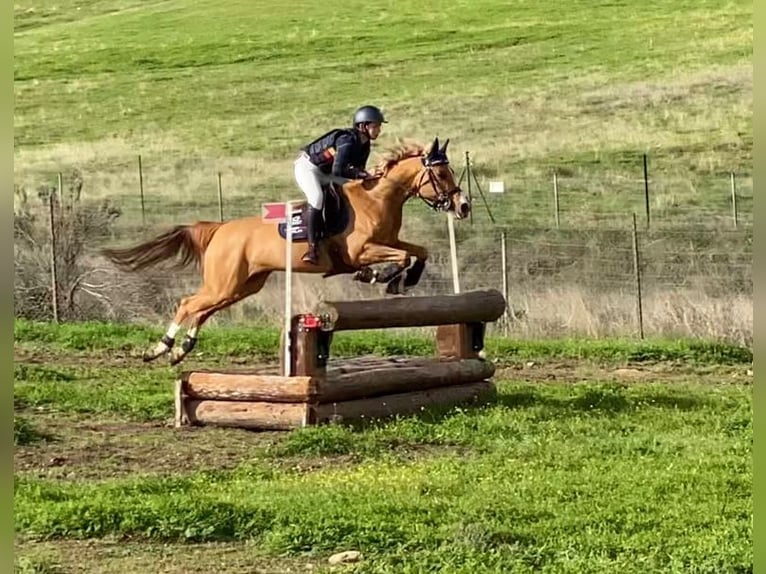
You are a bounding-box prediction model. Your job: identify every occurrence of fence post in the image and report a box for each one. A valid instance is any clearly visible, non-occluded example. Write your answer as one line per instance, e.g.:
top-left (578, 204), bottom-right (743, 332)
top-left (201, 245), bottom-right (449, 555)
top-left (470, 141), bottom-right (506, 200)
top-left (553, 171), bottom-right (561, 228)
top-left (48, 192), bottom-right (60, 323)
top-left (631, 213), bottom-right (644, 339)
top-left (730, 172), bottom-right (738, 228)
top-left (57, 172), bottom-right (64, 213)
top-left (642, 153), bottom-right (650, 229)
top-left (464, 151), bottom-right (474, 225)
top-left (217, 172), bottom-right (224, 222)
top-left (138, 154), bottom-right (146, 227)
top-left (500, 230), bottom-right (509, 336)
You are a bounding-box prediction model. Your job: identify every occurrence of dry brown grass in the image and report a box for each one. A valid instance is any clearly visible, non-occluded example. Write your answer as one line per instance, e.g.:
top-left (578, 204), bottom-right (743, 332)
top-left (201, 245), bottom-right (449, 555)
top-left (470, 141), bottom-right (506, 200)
top-left (502, 286), bottom-right (751, 345)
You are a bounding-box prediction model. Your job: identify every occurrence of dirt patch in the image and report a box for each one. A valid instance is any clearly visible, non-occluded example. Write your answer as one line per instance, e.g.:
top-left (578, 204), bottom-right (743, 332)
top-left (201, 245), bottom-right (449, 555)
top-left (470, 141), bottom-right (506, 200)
top-left (495, 361), bottom-right (751, 384)
top-left (15, 413), bottom-right (467, 481)
top-left (15, 345), bottom-right (752, 384)
top-left (14, 346), bottom-right (280, 371)
top-left (14, 414), bottom-right (288, 480)
top-left (15, 538), bottom-right (332, 574)
top-left (15, 347), bottom-right (143, 369)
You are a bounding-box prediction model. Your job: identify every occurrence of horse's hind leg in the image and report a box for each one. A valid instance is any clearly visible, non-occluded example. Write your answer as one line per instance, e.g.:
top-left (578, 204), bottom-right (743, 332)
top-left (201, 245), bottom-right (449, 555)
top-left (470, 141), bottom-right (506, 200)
top-left (167, 271), bottom-right (271, 365)
top-left (143, 293), bottom-right (201, 362)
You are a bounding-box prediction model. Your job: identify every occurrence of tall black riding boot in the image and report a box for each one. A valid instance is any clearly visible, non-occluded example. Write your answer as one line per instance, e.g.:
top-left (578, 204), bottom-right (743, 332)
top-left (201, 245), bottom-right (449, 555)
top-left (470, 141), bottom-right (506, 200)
top-left (301, 206), bottom-right (323, 264)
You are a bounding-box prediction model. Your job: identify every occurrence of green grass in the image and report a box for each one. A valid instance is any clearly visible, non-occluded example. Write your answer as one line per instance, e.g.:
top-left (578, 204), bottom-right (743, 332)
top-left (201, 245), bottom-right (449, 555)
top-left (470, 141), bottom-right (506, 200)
top-left (13, 0), bottom-right (753, 230)
top-left (14, 363), bottom-right (171, 421)
top-left (14, 318), bottom-right (753, 366)
top-left (15, 381), bottom-right (751, 573)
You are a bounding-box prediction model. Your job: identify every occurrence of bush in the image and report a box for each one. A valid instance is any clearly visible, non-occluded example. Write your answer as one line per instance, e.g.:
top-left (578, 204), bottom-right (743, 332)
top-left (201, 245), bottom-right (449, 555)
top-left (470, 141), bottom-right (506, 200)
top-left (14, 173), bottom-right (122, 321)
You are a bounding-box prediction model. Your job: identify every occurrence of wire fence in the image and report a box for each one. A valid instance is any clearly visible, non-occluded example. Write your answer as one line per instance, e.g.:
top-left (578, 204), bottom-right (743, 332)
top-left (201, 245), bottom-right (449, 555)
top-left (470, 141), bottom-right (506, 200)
top-left (13, 156), bottom-right (753, 346)
top-left (14, 147), bottom-right (754, 233)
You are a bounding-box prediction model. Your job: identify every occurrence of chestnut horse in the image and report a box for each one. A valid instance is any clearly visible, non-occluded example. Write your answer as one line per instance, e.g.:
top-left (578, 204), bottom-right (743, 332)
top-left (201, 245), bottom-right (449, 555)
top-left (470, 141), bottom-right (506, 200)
top-left (103, 137), bottom-right (470, 365)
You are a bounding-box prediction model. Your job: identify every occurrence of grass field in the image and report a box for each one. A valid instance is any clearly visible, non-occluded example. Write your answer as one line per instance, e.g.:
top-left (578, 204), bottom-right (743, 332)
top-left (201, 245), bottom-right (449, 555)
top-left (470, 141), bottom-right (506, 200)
top-left (13, 321), bottom-right (753, 573)
top-left (13, 0), bottom-right (753, 229)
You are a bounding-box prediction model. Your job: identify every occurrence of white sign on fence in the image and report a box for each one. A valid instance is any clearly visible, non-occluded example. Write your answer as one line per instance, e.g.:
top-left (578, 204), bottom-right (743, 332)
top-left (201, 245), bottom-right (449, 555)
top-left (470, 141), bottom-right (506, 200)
top-left (489, 181), bottom-right (505, 193)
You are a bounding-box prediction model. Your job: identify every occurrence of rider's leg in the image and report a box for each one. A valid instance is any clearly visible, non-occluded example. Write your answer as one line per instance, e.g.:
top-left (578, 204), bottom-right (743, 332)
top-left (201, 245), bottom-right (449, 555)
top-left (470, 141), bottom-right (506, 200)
top-left (293, 155), bottom-right (325, 264)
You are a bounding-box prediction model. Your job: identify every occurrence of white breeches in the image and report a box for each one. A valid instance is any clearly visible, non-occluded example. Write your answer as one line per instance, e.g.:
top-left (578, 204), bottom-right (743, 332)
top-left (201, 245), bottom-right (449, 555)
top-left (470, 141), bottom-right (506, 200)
top-left (294, 154), bottom-right (351, 210)
top-left (294, 154), bottom-right (331, 210)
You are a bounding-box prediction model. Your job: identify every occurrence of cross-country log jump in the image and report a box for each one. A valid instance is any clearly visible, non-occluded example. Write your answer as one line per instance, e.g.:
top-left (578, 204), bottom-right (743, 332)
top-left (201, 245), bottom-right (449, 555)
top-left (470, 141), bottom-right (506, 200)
top-left (102, 138), bottom-right (471, 365)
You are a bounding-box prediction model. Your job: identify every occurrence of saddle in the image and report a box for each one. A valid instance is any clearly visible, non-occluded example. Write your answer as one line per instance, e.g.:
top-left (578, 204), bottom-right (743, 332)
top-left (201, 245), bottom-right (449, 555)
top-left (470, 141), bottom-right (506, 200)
top-left (277, 184), bottom-right (350, 243)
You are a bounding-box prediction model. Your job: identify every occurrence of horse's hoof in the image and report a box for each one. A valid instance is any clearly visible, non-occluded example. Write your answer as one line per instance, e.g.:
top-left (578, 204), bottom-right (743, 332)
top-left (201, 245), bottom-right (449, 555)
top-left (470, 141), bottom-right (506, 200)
top-left (143, 347), bottom-right (170, 363)
top-left (353, 267), bottom-right (378, 284)
top-left (143, 342), bottom-right (170, 362)
top-left (168, 349), bottom-right (187, 366)
top-left (385, 275), bottom-right (406, 295)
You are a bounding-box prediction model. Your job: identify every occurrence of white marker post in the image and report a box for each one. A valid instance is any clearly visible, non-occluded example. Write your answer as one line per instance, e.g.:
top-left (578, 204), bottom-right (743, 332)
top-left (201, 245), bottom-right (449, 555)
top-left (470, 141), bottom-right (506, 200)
top-left (283, 201), bottom-right (295, 377)
top-left (447, 212), bottom-right (460, 294)
top-left (262, 201), bottom-right (298, 377)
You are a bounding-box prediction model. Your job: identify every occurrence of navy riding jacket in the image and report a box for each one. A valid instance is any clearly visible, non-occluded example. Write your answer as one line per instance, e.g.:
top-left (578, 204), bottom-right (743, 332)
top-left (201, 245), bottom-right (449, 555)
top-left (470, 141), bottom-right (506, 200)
top-left (302, 128), bottom-right (370, 179)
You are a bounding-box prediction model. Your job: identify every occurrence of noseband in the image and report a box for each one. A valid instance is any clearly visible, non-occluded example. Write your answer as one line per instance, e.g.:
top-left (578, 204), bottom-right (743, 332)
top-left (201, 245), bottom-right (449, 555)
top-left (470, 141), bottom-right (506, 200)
top-left (411, 158), bottom-right (463, 211)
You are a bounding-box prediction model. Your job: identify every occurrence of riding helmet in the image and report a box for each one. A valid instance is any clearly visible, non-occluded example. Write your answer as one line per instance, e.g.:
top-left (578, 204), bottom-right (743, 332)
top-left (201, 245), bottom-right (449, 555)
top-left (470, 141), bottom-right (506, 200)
top-left (353, 105), bottom-right (387, 125)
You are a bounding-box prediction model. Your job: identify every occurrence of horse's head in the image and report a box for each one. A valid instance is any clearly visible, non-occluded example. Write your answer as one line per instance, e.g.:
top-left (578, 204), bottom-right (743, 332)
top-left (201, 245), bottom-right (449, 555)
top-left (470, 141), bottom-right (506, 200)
top-left (410, 137), bottom-right (471, 219)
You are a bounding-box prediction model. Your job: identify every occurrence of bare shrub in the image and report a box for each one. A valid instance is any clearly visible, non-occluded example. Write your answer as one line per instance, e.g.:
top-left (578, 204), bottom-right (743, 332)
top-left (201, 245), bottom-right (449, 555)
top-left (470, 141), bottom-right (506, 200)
top-left (14, 171), bottom-right (122, 321)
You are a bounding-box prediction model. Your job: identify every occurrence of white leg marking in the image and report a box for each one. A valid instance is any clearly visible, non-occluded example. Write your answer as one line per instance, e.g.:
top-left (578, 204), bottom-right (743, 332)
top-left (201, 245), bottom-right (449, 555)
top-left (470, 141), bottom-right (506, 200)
top-left (166, 322), bottom-right (181, 339)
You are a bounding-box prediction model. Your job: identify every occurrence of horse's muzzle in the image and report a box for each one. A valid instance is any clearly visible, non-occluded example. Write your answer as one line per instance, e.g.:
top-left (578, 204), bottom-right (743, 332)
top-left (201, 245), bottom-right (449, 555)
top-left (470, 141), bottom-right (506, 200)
top-left (456, 199), bottom-right (471, 219)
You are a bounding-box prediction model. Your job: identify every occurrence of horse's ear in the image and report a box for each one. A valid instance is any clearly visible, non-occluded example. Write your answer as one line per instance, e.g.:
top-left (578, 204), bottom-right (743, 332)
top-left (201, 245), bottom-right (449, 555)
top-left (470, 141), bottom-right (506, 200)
top-left (429, 137), bottom-right (439, 157)
top-left (439, 138), bottom-right (450, 154)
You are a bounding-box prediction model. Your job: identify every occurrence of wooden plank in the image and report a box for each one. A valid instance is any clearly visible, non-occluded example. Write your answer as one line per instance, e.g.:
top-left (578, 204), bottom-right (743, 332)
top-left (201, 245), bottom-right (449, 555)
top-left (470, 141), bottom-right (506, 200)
top-left (314, 289), bottom-right (506, 331)
top-left (319, 358), bottom-right (495, 402)
top-left (315, 381), bottom-right (495, 423)
top-left (183, 372), bottom-right (317, 402)
top-left (183, 399), bottom-right (313, 430)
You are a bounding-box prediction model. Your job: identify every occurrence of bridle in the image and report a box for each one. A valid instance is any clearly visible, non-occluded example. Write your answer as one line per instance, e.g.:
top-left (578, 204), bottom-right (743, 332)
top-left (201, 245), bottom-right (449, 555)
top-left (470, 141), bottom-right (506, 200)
top-left (410, 157), bottom-right (463, 212)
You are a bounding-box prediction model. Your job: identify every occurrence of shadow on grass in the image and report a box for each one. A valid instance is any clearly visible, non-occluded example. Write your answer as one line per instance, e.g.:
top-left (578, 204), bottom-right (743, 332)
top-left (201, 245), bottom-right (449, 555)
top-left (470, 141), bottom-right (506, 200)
top-left (311, 384), bottom-right (717, 436)
top-left (496, 386), bottom-right (714, 414)
top-left (14, 415), bottom-right (55, 446)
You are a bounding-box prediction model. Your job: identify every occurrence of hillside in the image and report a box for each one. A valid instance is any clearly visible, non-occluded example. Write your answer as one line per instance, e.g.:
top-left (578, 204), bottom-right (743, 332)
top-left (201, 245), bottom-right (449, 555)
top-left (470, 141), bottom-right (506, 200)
top-left (13, 0), bottom-right (753, 227)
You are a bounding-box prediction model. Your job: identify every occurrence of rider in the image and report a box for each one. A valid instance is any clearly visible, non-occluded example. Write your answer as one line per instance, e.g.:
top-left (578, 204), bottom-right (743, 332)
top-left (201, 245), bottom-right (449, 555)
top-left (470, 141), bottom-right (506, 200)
top-left (293, 105), bottom-right (387, 264)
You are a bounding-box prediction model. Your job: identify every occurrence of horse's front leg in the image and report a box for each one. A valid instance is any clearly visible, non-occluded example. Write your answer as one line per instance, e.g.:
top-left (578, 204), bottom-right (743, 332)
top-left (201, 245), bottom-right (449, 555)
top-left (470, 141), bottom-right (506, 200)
top-left (394, 241), bottom-right (428, 289)
top-left (355, 243), bottom-right (413, 295)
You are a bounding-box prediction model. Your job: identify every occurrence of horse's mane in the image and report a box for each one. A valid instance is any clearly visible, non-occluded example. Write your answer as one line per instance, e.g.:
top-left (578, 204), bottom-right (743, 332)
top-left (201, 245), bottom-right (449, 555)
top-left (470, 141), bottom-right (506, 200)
top-left (374, 140), bottom-right (425, 174)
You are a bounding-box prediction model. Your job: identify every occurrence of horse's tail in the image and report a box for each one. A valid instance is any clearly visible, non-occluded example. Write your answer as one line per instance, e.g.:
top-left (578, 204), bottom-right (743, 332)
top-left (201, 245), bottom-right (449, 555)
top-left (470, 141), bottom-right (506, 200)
top-left (101, 221), bottom-right (223, 272)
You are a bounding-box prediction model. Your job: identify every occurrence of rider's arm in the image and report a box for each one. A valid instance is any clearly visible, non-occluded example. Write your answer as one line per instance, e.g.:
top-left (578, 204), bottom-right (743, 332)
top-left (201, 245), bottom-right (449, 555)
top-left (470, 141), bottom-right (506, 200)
top-left (331, 133), bottom-right (366, 179)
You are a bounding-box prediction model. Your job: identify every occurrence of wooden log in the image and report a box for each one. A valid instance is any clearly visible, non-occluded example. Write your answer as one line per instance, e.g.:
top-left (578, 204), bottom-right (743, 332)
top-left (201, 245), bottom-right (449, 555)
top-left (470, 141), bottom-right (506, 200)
top-left (182, 399), bottom-right (313, 430)
top-left (314, 289), bottom-right (506, 331)
top-left (314, 381), bottom-right (495, 424)
top-left (330, 356), bottom-right (447, 374)
top-left (319, 358), bottom-right (495, 402)
top-left (182, 372), bottom-right (317, 402)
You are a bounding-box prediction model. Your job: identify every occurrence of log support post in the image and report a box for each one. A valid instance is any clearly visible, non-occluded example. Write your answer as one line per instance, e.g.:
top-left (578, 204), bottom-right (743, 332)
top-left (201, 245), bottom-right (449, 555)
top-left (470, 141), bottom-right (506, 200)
top-left (436, 322), bottom-right (486, 359)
